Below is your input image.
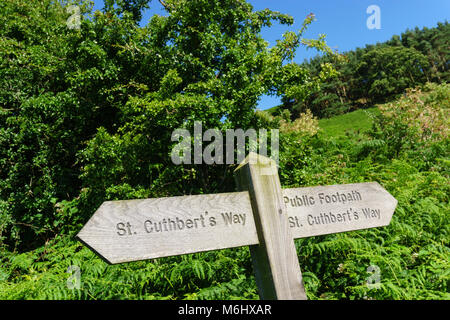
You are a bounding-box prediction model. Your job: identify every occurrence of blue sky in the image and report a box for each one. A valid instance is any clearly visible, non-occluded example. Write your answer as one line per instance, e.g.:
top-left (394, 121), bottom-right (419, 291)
top-left (92, 0), bottom-right (449, 110)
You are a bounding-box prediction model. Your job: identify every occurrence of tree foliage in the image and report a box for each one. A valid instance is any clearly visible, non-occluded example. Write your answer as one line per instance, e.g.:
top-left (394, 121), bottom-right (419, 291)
top-left (0, 0), bottom-right (333, 249)
top-left (276, 22), bottom-right (449, 118)
top-left (0, 0), bottom-right (448, 301)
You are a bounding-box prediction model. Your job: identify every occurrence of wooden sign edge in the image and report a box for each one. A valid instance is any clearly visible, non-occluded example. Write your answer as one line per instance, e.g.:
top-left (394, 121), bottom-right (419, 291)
top-left (76, 232), bottom-right (259, 265)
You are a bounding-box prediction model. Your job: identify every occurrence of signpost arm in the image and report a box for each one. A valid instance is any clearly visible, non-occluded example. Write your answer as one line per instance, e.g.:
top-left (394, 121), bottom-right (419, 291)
top-left (234, 153), bottom-right (307, 300)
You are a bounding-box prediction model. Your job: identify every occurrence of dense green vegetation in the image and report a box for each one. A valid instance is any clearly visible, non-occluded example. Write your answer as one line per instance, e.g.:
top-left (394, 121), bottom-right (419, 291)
top-left (0, 0), bottom-right (448, 300)
top-left (1, 83), bottom-right (448, 300)
top-left (0, 0), bottom-right (334, 251)
top-left (273, 22), bottom-right (449, 119)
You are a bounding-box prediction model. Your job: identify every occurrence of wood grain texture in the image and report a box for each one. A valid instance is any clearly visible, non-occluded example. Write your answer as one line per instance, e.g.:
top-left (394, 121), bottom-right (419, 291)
top-left (283, 182), bottom-right (398, 239)
top-left (77, 191), bottom-right (258, 264)
top-left (77, 181), bottom-right (397, 266)
top-left (234, 152), bottom-right (307, 300)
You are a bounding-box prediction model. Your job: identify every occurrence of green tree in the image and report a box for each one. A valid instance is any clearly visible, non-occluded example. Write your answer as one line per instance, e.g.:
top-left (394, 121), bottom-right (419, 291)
top-left (356, 46), bottom-right (430, 101)
top-left (278, 22), bottom-right (448, 118)
top-left (0, 0), bottom-right (332, 249)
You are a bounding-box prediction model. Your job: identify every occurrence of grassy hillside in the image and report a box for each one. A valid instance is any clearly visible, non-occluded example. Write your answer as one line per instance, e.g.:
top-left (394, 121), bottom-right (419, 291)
top-left (318, 107), bottom-right (381, 138)
top-left (0, 83), bottom-right (448, 300)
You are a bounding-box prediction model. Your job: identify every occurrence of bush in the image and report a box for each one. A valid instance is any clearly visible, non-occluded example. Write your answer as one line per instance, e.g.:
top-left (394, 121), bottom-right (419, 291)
top-left (0, 0), bottom-right (332, 250)
top-left (362, 83), bottom-right (449, 160)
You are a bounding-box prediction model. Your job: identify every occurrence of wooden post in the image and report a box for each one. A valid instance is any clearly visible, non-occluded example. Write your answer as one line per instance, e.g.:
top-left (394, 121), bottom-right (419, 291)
top-left (234, 152), bottom-right (307, 300)
top-left (78, 153), bottom-right (397, 299)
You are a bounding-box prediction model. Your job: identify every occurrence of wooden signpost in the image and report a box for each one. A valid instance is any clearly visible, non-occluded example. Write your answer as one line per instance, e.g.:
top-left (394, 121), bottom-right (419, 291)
top-left (77, 153), bottom-right (397, 300)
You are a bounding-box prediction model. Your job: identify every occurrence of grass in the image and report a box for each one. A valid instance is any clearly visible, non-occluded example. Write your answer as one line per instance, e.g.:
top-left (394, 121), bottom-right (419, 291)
top-left (318, 107), bottom-right (380, 138)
